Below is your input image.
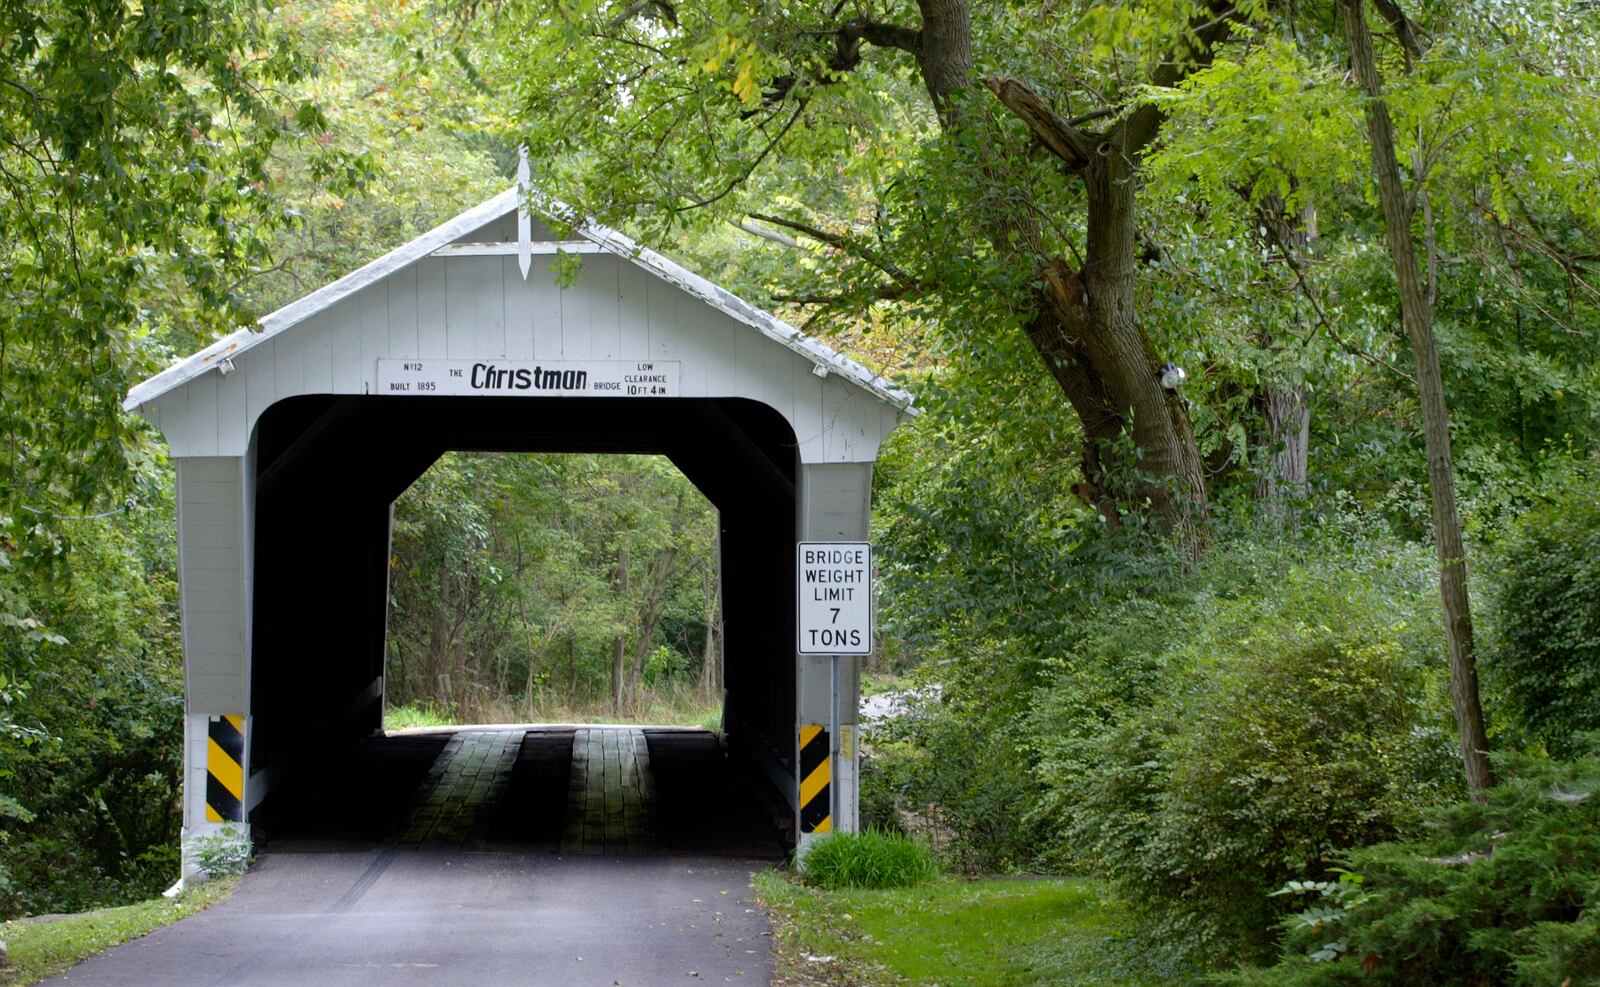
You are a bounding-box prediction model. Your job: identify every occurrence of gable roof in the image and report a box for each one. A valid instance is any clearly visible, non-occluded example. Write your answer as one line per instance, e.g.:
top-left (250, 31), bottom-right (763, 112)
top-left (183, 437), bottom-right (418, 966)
top-left (124, 187), bottom-right (915, 414)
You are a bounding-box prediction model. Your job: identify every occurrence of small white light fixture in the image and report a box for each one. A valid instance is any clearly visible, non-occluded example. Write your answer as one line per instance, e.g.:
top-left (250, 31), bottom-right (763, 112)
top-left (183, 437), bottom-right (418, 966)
top-left (1159, 362), bottom-right (1187, 390)
top-left (217, 357), bottom-right (237, 377)
top-left (811, 363), bottom-right (829, 379)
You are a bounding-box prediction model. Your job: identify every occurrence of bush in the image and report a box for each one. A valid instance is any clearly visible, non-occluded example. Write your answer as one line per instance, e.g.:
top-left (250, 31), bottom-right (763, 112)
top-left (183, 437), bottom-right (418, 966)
top-left (188, 826), bottom-right (253, 879)
top-left (1226, 747), bottom-right (1600, 986)
top-left (861, 683), bottom-right (1045, 872)
top-left (1487, 473), bottom-right (1600, 756)
top-left (0, 496), bottom-right (186, 918)
top-left (1038, 538), bottom-right (1460, 965)
top-left (798, 829), bottom-right (940, 890)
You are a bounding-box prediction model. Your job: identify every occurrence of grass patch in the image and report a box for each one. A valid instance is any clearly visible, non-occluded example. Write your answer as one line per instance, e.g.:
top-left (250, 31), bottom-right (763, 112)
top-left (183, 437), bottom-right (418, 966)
top-left (384, 700), bottom-right (458, 730)
top-left (384, 682), bottom-right (724, 731)
top-left (755, 871), bottom-right (1160, 987)
top-left (0, 878), bottom-right (237, 985)
top-left (799, 830), bottom-right (939, 890)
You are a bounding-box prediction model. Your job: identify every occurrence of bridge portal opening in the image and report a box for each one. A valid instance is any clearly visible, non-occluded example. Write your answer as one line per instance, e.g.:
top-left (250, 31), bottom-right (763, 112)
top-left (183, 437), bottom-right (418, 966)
top-left (382, 450), bottom-right (723, 732)
top-left (244, 394), bottom-right (799, 853)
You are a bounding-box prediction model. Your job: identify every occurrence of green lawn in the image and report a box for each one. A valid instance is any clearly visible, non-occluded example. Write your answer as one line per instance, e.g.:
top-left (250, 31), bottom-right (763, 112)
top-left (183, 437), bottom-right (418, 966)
top-left (0, 878), bottom-right (237, 985)
top-left (755, 871), bottom-right (1160, 987)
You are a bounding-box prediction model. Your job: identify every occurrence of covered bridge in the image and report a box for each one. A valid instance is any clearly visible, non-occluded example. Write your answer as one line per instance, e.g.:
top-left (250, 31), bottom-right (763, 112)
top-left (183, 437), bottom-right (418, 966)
top-left (125, 180), bottom-right (911, 868)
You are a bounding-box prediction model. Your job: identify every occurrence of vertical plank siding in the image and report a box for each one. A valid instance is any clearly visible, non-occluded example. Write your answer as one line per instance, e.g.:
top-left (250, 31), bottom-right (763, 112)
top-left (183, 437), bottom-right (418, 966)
top-left (617, 260), bottom-right (652, 362)
top-left (142, 219), bottom-right (904, 464)
top-left (416, 256), bottom-right (449, 360)
top-left (176, 457), bottom-right (249, 714)
top-left (386, 264), bottom-right (421, 359)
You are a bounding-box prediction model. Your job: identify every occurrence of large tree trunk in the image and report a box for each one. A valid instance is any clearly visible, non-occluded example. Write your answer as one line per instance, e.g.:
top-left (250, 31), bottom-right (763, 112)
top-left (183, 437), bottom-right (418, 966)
top-left (911, 0), bottom-right (1209, 541)
top-left (913, 0), bottom-right (972, 124)
top-left (1079, 153), bottom-right (1208, 542)
top-left (1257, 381), bottom-right (1309, 518)
top-left (1340, 0), bottom-right (1492, 795)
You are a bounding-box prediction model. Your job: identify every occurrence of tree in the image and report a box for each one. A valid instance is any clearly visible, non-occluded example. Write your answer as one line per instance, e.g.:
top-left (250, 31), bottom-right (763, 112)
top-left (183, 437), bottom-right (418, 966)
top-left (1337, 0), bottom-right (1491, 792)
top-left (483, 1), bottom-right (1285, 540)
top-left (1132, 0), bottom-right (1598, 792)
top-left (0, 0), bottom-right (338, 528)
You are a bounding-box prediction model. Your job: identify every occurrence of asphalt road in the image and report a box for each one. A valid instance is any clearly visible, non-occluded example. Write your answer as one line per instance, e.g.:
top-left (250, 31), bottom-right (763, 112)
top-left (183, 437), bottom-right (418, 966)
top-left (42, 727), bottom-right (783, 986)
top-left (42, 850), bottom-right (772, 986)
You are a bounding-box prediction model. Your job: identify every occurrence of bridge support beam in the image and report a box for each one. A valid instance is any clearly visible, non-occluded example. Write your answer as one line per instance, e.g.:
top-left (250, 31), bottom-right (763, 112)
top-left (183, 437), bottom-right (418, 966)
top-left (795, 462), bottom-right (872, 850)
top-left (173, 455), bottom-right (256, 881)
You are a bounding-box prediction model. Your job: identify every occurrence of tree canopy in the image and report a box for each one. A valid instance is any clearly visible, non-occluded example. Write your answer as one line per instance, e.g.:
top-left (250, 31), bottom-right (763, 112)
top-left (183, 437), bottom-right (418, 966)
top-left (2, 4), bottom-right (1598, 977)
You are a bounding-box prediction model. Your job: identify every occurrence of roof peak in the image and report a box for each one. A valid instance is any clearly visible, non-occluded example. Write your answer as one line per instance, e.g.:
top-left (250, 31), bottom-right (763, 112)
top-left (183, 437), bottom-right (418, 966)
top-left (124, 186), bottom-right (913, 414)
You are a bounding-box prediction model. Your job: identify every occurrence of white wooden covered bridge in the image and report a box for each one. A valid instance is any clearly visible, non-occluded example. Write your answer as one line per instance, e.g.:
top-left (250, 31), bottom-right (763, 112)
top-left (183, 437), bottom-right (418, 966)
top-left (125, 179), bottom-right (912, 868)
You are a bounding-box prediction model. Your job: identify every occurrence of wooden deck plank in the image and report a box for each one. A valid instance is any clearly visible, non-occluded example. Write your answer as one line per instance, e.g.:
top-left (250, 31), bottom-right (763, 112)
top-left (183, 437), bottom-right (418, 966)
top-left (555, 726), bottom-right (659, 856)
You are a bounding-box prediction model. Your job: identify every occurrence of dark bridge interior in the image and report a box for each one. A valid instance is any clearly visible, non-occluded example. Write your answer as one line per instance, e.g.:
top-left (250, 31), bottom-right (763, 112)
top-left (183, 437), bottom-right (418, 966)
top-left (247, 395), bottom-right (797, 852)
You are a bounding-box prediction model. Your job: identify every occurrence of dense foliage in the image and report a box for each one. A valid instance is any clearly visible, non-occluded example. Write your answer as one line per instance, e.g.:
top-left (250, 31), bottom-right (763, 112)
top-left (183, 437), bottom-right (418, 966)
top-left (0, 0), bottom-right (310, 537)
top-left (0, 493), bottom-right (183, 916)
top-left (1226, 749), bottom-right (1600, 986)
top-left (1486, 475), bottom-right (1600, 756)
top-left (1043, 539), bottom-right (1461, 962)
top-left (386, 452), bottom-right (721, 722)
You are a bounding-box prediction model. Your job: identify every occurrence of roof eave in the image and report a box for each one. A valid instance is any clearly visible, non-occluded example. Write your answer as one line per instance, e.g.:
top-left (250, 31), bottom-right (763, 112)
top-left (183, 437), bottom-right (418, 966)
top-left (124, 186), bottom-right (916, 416)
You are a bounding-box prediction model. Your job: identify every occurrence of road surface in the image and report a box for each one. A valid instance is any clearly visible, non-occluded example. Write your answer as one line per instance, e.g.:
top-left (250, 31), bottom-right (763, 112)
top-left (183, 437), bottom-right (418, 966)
top-left (43, 727), bottom-right (782, 986)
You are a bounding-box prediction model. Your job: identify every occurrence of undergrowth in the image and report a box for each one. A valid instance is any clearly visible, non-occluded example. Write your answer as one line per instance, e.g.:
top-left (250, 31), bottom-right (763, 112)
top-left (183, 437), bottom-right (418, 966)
top-left (798, 829), bottom-right (940, 890)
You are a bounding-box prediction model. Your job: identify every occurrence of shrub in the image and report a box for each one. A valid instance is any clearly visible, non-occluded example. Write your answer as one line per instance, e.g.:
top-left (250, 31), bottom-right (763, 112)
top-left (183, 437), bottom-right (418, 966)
top-left (1039, 539), bottom-right (1460, 964)
top-left (798, 829), bottom-right (940, 890)
top-left (1487, 473), bottom-right (1600, 756)
top-left (861, 683), bottom-right (1044, 872)
top-left (0, 499), bottom-right (185, 918)
top-left (1226, 747), bottom-right (1600, 986)
top-left (188, 826), bottom-right (253, 879)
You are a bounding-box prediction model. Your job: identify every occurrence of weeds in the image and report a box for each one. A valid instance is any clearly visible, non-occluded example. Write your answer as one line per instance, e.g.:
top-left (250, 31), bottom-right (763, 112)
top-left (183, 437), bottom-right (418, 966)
top-left (799, 829), bottom-right (940, 890)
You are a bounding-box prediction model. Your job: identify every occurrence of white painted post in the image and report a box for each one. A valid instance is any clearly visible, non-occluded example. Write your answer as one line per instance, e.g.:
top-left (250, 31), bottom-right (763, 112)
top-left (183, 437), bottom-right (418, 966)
top-left (173, 455), bottom-right (255, 884)
top-left (795, 463), bottom-right (873, 851)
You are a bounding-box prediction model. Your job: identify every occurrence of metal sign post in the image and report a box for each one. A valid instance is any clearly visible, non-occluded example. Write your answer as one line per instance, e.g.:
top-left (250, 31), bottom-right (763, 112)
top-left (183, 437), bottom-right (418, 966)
top-left (830, 653), bottom-right (839, 826)
top-left (798, 541), bottom-right (872, 837)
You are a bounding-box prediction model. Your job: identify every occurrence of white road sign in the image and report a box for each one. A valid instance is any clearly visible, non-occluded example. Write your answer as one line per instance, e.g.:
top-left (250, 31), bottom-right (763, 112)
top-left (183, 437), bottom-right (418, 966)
top-left (377, 359), bottom-right (679, 398)
top-left (797, 541), bottom-right (873, 655)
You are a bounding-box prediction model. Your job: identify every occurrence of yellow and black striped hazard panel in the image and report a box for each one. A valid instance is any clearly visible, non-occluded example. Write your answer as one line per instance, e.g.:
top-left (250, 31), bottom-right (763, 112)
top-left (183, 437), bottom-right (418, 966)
top-left (206, 715), bottom-right (245, 823)
top-left (799, 723), bottom-right (831, 834)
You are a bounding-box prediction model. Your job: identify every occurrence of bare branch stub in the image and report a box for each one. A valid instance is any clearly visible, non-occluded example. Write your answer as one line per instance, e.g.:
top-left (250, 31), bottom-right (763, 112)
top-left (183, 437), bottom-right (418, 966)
top-left (981, 76), bottom-right (1097, 172)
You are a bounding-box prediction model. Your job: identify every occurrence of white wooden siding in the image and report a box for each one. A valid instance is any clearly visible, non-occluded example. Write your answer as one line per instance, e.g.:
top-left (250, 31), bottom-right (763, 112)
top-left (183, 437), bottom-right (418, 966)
top-left (139, 216), bottom-right (906, 464)
top-left (176, 457), bottom-right (248, 713)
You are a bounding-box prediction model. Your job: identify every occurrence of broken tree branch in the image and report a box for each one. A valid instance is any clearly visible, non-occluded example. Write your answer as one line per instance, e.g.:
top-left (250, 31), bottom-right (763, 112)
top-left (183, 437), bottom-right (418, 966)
top-left (748, 211), bottom-right (921, 287)
top-left (981, 76), bottom-right (1097, 172)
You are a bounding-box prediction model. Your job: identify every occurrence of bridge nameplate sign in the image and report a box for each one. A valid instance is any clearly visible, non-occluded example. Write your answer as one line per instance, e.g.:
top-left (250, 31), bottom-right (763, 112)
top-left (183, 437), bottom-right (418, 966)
top-left (377, 359), bottom-right (679, 397)
top-left (797, 541), bottom-right (873, 655)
